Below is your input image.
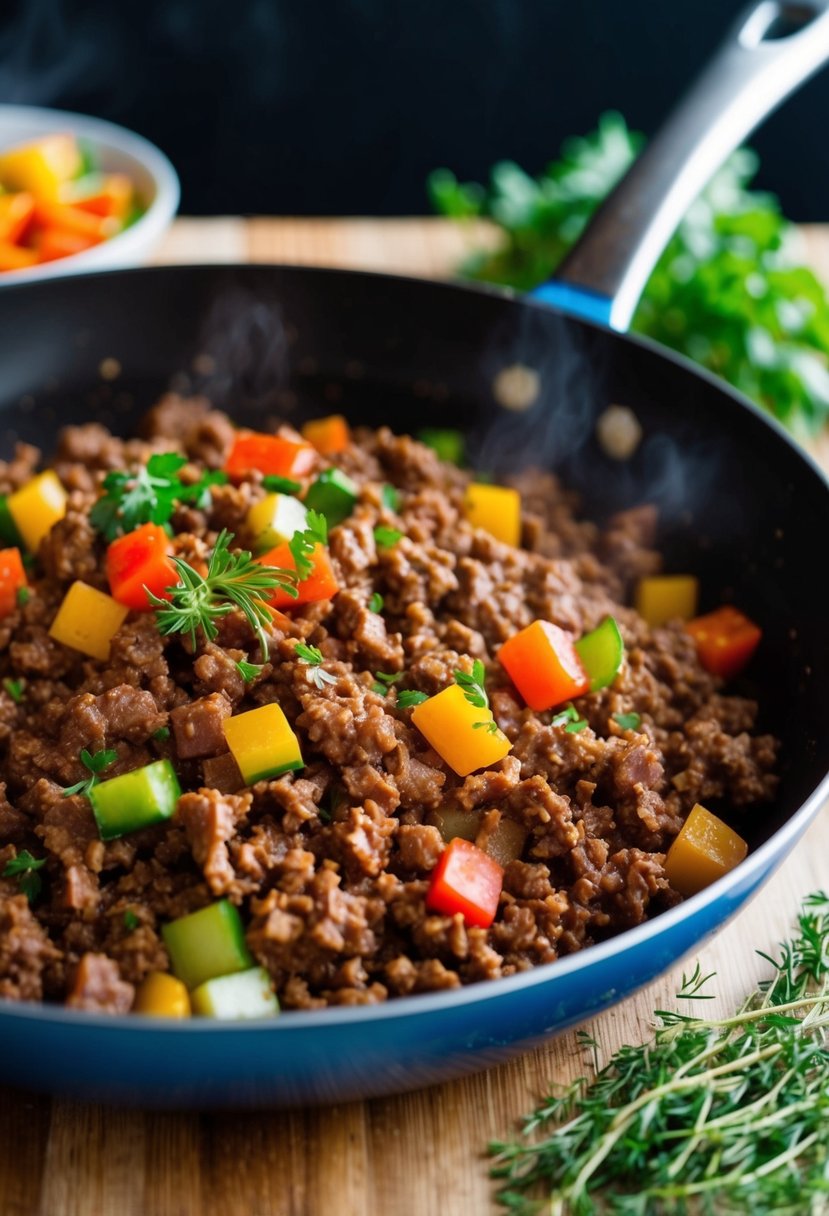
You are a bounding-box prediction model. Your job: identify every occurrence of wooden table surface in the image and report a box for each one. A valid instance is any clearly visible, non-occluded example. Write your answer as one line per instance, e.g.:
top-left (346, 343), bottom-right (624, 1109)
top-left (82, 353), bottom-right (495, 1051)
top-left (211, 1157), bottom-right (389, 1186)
top-left (1, 217), bottom-right (828, 1216)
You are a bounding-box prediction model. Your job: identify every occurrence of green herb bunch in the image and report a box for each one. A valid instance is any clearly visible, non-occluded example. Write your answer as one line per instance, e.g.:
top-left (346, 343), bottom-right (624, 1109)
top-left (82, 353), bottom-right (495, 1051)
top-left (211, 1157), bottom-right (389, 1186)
top-left (490, 891), bottom-right (829, 1214)
top-left (90, 452), bottom-right (228, 541)
top-left (430, 113), bottom-right (829, 435)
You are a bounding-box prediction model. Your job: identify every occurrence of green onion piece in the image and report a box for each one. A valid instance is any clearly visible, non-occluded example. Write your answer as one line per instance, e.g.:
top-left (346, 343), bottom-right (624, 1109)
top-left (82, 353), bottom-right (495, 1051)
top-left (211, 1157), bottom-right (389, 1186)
top-left (162, 899), bottom-right (253, 992)
top-left (88, 759), bottom-right (181, 840)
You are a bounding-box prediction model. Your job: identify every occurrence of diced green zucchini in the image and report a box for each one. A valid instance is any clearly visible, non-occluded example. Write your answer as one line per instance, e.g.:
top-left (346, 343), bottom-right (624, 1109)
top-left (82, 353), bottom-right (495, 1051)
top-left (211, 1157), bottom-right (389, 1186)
top-left (190, 966), bottom-right (279, 1020)
top-left (574, 616), bottom-right (625, 692)
top-left (162, 899), bottom-right (253, 992)
top-left (303, 468), bottom-right (359, 527)
top-left (88, 759), bottom-right (181, 841)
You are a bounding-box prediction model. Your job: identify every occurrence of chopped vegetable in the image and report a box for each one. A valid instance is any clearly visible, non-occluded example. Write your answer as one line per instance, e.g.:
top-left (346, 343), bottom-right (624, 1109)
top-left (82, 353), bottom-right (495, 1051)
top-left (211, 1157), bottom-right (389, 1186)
top-left (664, 802), bottom-right (748, 896)
top-left (62, 747), bottom-right (117, 798)
top-left (106, 522), bottom-right (177, 611)
top-left (2, 850), bottom-right (47, 904)
top-left (369, 591), bottom-right (384, 613)
top-left (88, 758), bottom-right (181, 840)
top-left (234, 658), bottom-right (264, 683)
top-left (551, 704), bottom-right (589, 733)
top-left (613, 711), bottom-right (641, 731)
top-left (373, 525), bottom-right (402, 549)
top-left (0, 548), bottom-right (27, 619)
top-left (574, 615), bottom-right (624, 692)
top-left (246, 492), bottom-right (308, 552)
top-left (123, 909), bottom-right (140, 931)
top-left (190, 966), bottom-right (279, 1020)
top-left (7, 471), bottom-right (67, 552)
top-left (481, 817), bottom-right (528, 868)
top-left (417, 427), bottom-right (465, 465)
top-left (301, 414), bottom-right (350, 455)
top-left (425, 838), bottom-right (503, 928)
top-left (453, 659), bottom-right (490, 711)
top-left (0, 241), bottom-right (38, 271)
top-left (225, 432), bottom-right (316, 481)
top-left (372, 671), bottom-right (402, 695)
top-left (162, 899), bottom-right (253, 992)
top-left (687, 604), bottom-right (762, 678)
top-left (498, 620), bottom-right (590, 711)
top-left (90, 452), bottom-right (226, 542)
top-left (261, 474), bottom-right (303, 495)
top-left (0, 134), bottom-right (81, 201)
top-left (223, 703), bottom-right (303, 785)
top-left (411, 683), bottom-right (511, 776)
top-left (133, 972), bottom-right (190, 1019)
top-left (0, 192), bottom-right (35, 244)
top-left (2, 677), bottom-right (25, 704)
top-left (429, 806), bottom-right (484, 843)
top-left (463, 483), bottom-right (521, 547)
top-left (61, 173), bottom-right (133, 219)
top-left (635, 574), bottom-right (699, 627)
top-left (49, 581), bottom-right (128, 661)
top-left (0, 496), bottom-right (23, 546)
top-left (380, 484), bottom-right (401, 512)
top-left (287, 510), bottom-right (328, 580)
top-left (261, 540), bottom-right (339, 610)
top-left (303, 468), bottom-right (359, 527)
top-left (397, 689), bottom-right (428, 708)
top-left (148, 529), bottom-right (297, 657)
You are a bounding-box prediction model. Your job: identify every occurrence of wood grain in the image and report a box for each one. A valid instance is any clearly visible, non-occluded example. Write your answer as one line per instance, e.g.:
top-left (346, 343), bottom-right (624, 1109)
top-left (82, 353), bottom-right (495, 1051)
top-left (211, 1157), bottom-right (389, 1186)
top-left (0, 217), bottom-right (826, 1216)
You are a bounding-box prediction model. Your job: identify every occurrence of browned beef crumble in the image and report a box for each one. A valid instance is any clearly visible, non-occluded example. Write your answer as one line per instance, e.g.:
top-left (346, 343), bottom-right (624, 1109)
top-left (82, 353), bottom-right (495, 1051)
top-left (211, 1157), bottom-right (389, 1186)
top-left (0, 397), bottom-right (779, 1013)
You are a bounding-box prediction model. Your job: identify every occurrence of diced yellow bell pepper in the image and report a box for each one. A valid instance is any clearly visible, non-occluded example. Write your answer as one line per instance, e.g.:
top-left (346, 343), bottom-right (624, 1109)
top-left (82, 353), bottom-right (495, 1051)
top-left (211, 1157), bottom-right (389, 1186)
top-left (635, 575), bottom-right (699, 628)
top-left (133, 971), bottom-right (191, 1018)
top-left (463, 483), bottom-right (521, 547)
top-left (7, 471), bottom-right (67, 553)
top-left (664, 803), bottom-right (748, 897)
top-left (0, 134), bottom-right (82, 201)
top-left (223, 703), bottom-right (304, 785)
top-left (246, 492), bottom-right (308, 552)
top-left (49, 581), bottom-right (129, 661)
top-left (411, 683), bottom-right (511, 777)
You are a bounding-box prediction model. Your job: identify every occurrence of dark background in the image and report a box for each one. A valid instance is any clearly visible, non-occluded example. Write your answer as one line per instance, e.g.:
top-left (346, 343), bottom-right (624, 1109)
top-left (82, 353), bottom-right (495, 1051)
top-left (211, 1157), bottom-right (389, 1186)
top-left (1, 0), bottom-right (828, 217)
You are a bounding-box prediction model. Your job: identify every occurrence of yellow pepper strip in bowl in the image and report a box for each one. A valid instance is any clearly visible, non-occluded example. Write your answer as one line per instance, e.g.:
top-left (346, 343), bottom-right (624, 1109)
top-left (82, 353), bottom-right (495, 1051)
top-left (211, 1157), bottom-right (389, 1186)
top-left (463, 483), bottom-right (521, 546)
top-left (7, 471), bottom-right (67, 552)
top-left (49, 581), bottom-right (128, 661)
top-left (634, 575), bottom-right (699, 628)
top-left (664, 803), bottom-right (748, 897)
top-left (411, 683), bottom-right (511, 777)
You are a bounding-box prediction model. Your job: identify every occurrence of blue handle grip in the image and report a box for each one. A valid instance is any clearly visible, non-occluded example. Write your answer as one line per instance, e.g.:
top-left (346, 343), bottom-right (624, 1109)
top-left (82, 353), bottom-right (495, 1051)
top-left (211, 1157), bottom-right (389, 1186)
top-left (529, 281), bottom-right (615, 329)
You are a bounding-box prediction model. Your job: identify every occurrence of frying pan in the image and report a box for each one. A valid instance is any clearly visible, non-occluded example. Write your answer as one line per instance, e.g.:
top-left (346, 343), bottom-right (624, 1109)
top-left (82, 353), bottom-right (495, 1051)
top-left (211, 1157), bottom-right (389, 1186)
top-left (1, 1), bottom-right (829, 1108)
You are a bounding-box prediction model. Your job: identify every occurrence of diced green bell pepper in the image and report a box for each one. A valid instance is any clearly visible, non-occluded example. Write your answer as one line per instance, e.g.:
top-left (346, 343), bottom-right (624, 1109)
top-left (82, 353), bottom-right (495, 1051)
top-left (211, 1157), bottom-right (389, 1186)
top-left (190, 965), bottom-right (279, 1020)
top-left (88, 758), bottom-right (181, 841)
top-left (0, 496), bottom-right (22, 547)
top-left (417, 427), bottom-right (465, 465)
top-left (574, 615), bottom-right (625, 692)
top-left (303, 468), bottom-right (359, 527)
top-left (162, 899), bottom-right (253, 992)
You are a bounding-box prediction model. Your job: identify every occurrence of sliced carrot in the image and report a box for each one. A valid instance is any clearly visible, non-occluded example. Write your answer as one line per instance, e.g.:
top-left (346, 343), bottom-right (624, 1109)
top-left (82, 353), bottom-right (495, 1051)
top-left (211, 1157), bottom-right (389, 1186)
top-left (34, 227), bottom-right (99, 264)
top-left (225, 432), bottom-right (317, 481)
top-left (32, 201), bottom-right (116, 242)
top-left (686, 605), bottom-right (762, 679)
top-left (106, 523), bottom-right (177, 611)
top-left (0, 240), bottom-right (39, 272)
top-left (0, 193), bottom-right (35, 244)
top-left (61, 173), bottom-right (133, 218)
top-left (260, 541), bottom-right (339, 609)
top-left (301, 415), bottom-right (350, 455)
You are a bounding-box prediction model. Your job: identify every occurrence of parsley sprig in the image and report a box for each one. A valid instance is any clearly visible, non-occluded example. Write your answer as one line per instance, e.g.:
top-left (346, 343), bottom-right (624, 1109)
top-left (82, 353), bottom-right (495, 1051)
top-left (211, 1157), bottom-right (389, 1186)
top-left (2, 677), bottom-right (25, 704)
top-left (490, 892), bottom-right (829, 1213)
top-left (62, 747), bottom-right (117, 798)
top-left (289, 510), bottom-right (328, 580)
top-left (374, 525), bottom-right (402, 549)
top-left (235, 658), bottom-right (264, 683)
top-left (294, 641), bottom-right (337, 690)
top-left (2, 850), bottom-right (47, 903)
top-left (552, 703), bottom-right (588, 733)
top-left (397, 689), bottom-right (428, 708)
top-left (149, 529), bottom-right (297, 657)
top-left (371, 671), bottom-right (402, 696)
top-left (454, 659), bottom-right (489, 710)
top-left (90, 452), bottom-right (228, 541)
top-left (613, 711), bottom-right (642, 732)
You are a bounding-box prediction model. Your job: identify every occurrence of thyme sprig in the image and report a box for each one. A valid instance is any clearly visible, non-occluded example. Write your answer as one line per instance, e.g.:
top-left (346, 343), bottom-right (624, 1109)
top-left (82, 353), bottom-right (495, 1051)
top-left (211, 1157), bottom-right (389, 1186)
top-left (489, 892), bottom-right (829, 1214)
top-left (149, 529), bottom-right (297, 658)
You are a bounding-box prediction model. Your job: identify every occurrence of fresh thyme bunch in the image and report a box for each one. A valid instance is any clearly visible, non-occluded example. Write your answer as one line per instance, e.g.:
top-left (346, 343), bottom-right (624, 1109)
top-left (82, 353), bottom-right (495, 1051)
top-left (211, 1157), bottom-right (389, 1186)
top-left (490, 892), bottom-right (829, 1214)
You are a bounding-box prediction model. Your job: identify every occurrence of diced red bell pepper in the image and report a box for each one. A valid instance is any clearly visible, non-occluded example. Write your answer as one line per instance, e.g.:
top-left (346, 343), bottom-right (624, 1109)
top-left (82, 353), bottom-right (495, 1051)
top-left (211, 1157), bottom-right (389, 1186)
top-left (686, 606), bottom-right (762, 679)
top-left (498, 619), bottom-right (590, 711)
top-left (260, 541), bottom-right (339, 609)
top-left (425, 838), bottom-right (503, 929)
top-left (224, 432), bottom-right (316, 481)
top-left (0, 547), bottom-right (27, 618)
top-left (106, 523), bottom-right (178, 611)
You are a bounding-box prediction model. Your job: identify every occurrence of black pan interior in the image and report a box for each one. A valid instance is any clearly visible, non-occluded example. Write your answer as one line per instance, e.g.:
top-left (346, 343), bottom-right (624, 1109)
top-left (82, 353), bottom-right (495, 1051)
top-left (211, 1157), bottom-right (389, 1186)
top-left (1, 264), bottom-right (827, 848)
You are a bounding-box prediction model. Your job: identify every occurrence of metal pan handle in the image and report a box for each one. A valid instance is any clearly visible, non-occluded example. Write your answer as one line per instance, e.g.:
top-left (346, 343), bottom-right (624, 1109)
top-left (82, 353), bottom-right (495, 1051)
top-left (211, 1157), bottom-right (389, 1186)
top-left (533, 0), bottom-right (829, 330)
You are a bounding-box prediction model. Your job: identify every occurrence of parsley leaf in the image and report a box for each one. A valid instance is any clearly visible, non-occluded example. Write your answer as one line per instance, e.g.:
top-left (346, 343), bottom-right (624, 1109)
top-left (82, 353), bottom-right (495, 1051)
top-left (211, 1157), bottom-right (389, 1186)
top-left (453, 659), bottom-right (489, 710)
top-left (289, 510), bottom-right (328, 581)
top-left (371, 671), bottom-right (403, 695)
top-left (152, 726), bottom-right (170, 742)
top-left (397, 689), bottom-right (429, 708)
top-left (16, 586), bottom-right (30, 607)
top-left (90, 452), bottom-right (228, 541)
top-left (381, 483), bottom-right (401, 512)
top-left (262, 475), bottom-right (303, 495)
top-left (123, 908), bottom-right (140, 932)
top-left (62, 747), bottom-right (118, 798)
top-left (3, 850), bottom-right (47, 904)
top-left (294, 641), bottom-right (337, 690)
top-left (613, 711), bottom-right (642, 732)
top-left (374, 525), bottom-right (403, 549)
top-left (295, 642), bottom-right (324, 665)
top-left (473, 720), bottom-right (502, 735)
top-left (235, 658), bottom-right (264, 683)
top-left (2, 677), bottom-right (25, 704)
top-left (369, 592), bottom-right (384, 613)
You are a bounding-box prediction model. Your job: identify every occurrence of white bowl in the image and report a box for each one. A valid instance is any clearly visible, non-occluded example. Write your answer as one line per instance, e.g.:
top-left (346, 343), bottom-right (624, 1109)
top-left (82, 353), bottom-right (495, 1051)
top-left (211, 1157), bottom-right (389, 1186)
top-left (0, 104), bottom-right (180, 286)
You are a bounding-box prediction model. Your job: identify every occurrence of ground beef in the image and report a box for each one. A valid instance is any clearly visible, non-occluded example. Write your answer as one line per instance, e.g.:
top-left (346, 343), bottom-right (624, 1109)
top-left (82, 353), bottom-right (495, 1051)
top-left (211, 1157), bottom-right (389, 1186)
top-left (0, 407), bottom-right (779, 1014)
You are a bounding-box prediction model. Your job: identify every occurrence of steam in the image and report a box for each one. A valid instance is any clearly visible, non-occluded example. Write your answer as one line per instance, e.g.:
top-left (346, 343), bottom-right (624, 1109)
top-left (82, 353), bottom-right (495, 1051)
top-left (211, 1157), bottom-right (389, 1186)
top-left (0, 0), bottom-right (101, 107)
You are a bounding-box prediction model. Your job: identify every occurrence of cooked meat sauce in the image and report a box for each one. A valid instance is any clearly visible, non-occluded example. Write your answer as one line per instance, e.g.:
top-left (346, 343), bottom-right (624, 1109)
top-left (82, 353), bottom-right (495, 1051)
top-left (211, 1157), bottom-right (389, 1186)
top-left (0, 397), bottom-right (778, 1016)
